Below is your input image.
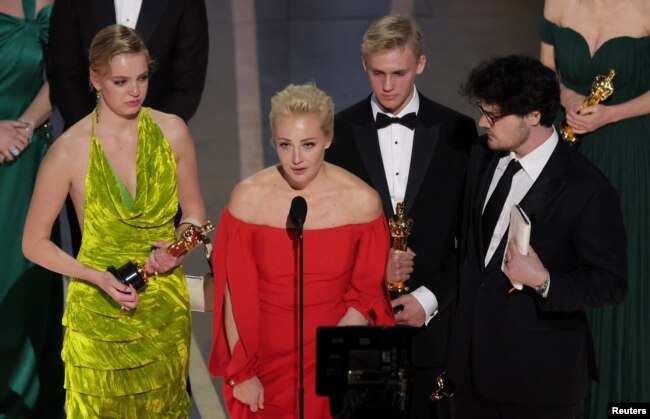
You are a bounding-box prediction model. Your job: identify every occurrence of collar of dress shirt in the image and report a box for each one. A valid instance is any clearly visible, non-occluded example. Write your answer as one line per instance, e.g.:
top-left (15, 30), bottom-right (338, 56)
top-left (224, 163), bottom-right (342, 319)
top-left (370, 86), bottom-right (420, 121)
top-left (114, 0), bottom-right (143, 29)
top-left (500, 127), bottom-right (559, 183)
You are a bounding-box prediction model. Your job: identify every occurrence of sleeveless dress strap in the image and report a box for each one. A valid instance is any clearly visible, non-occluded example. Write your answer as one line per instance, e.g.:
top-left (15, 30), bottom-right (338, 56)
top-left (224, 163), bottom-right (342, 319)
top-left (22, 0), bottom-right (36, 20)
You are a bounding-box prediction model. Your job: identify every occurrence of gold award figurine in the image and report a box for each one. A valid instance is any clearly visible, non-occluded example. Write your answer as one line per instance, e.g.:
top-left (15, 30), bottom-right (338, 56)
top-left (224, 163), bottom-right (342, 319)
top-left (107, 221), bottom-right (215, 292)
top-left (388, 202), bottom-right (413, 300)
top-left (560, 69), bottom-right (616, 145)
top-left (430, 372), bottom-right (456, 401)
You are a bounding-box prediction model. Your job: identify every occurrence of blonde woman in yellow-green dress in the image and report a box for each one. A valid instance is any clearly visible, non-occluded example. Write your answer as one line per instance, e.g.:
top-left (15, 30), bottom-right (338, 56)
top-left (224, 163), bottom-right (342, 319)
top-left (22, 24), bottom-right (207, 418)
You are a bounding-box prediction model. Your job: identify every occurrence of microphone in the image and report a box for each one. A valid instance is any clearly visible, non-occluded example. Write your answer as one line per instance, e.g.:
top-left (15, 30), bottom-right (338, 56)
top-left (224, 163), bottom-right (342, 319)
top-left (290, 196), bottom-right (308, 238)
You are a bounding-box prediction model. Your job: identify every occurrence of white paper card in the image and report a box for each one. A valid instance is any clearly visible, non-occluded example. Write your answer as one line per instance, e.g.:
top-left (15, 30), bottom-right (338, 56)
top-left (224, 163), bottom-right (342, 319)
top-left (501, 204), bottom-right (531, 290)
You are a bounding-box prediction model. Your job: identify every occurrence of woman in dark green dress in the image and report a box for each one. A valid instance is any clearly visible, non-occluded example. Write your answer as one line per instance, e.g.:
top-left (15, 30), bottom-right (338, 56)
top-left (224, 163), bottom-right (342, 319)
top-left (0, 0), bottom-right (64, 417)
top-left (540, 0), bottom-right (650, 417)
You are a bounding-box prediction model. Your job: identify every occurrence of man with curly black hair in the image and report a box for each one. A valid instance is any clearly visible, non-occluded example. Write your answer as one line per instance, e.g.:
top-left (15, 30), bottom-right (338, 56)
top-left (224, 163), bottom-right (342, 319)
top-left (445, 55), bottom-right (628, 419)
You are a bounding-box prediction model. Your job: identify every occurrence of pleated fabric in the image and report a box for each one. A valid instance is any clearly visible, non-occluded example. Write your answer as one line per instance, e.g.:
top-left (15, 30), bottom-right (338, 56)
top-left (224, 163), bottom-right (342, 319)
top-left (541, 18), bottom-right (650, 418)
top-left (63, 108), bottom-right (191, 418)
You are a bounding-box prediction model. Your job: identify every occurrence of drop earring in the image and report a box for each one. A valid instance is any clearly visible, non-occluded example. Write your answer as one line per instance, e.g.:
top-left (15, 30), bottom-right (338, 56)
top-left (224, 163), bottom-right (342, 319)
top-left (95, 89), bottom-right (101, 124)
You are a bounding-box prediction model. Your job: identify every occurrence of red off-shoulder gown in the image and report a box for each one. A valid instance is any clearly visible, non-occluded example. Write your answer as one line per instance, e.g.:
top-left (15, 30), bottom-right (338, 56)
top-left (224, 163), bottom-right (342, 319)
top-left (209, 208), bottom-right (395, 418)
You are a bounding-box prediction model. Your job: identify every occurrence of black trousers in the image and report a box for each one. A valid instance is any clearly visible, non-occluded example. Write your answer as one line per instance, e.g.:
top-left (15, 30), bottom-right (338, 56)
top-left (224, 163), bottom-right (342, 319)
top-left (453, 374), bottom-right (584, 419)
top-left (407, 366), bottom-right (452, 419)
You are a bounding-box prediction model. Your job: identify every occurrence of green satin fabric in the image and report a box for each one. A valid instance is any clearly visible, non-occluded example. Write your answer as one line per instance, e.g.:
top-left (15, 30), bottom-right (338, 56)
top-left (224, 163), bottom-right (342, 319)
top-left (0, 1), bottom-right (65, 417)
top-left (63, 108), bottom-right (191, 418)
top-left (541, 18), bottom-right (650, 417)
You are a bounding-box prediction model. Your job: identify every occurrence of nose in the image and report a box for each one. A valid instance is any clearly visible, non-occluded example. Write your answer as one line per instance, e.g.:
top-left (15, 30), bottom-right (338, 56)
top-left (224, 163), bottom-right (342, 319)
top-left (382, 75), bottom-right (393, 92)
top-left (130, 81), bottom-right (140, 97)
top-left (478, 114), bottom-right (490, 129)
top-left (292, 147), bottom-right (302, 164)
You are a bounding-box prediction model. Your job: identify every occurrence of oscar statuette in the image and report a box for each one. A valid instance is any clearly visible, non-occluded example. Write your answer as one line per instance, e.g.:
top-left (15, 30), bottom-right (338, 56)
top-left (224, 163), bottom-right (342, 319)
top-left (388, 202), bottom-right (413, 313)
top-left (107, 221), bottom-right (215, 292)
top-left (560, 69), bottom-right (616, 145)
top-left (430, 372), bottom-right (456, 401)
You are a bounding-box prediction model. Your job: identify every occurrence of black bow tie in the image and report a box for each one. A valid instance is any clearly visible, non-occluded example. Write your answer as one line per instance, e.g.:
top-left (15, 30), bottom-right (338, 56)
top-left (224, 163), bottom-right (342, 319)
top-left (375, 112), bottom-right (418, 130)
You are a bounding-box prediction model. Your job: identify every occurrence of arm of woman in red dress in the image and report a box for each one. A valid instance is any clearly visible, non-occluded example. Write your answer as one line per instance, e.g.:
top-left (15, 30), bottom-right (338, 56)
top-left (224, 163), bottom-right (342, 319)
top-left (339, 215), bottom-right (395, 326)
top-left (224, 284), bottom-right (265, 412)
top-left (208, 208), bottom-right (263, 411)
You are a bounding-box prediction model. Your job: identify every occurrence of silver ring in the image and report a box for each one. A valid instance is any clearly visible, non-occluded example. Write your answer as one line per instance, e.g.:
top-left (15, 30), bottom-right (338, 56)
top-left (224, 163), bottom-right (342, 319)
top-left (9, 146), bottom-right (20, 156)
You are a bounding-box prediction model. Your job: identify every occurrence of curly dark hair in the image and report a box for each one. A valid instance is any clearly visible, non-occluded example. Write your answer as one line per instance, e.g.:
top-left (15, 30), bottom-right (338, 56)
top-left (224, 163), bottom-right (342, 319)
top-left (461, 55), bottom-right (560, 127)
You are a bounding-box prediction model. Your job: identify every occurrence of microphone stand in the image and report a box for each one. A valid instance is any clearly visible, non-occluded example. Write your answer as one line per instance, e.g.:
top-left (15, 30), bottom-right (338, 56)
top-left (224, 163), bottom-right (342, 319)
top-left (290, 196), bottom-right (307, 419)
top-left (297, 222), bottom-right (305, 419)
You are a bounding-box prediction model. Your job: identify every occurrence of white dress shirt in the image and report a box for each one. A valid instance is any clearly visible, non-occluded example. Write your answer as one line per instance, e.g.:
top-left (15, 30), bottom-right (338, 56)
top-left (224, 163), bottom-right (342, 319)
top-left (483, 128), bottom-right (559, 265)
top-left (371, 87), bottom-right (439, 324)
top-left (114, 0), bottom-right (143, 29)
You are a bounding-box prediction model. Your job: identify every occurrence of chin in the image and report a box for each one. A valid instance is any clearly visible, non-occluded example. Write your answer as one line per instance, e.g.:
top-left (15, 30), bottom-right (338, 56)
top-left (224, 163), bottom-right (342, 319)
top-left (123, 107), bottom-right (142, 118)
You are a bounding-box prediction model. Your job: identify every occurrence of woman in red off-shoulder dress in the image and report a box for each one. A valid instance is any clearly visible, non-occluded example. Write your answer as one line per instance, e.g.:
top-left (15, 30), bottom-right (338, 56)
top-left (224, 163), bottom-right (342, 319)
top-left (209, 83), bottom-right (395, 418)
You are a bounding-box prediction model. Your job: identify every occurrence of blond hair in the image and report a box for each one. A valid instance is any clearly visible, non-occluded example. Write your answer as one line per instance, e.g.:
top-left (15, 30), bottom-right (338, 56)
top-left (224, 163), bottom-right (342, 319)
top-left (89, 24), bottom-right (155, 78)
top-left (362, 15), bottom-right (423, 60)
top-left (269, 82), bottom-right (334, 139)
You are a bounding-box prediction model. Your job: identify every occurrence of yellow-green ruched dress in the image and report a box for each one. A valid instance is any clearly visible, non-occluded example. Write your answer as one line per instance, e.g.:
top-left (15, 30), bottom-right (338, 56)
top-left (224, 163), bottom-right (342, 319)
top-left (62, 108), bottom-right (191, 418)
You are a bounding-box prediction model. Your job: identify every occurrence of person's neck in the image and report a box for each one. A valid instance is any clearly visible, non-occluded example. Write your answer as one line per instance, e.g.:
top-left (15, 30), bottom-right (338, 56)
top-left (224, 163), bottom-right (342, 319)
top-left (513, 126), bottom-right (554, 159)
top-left (96, 107), bottom-right (140, 134)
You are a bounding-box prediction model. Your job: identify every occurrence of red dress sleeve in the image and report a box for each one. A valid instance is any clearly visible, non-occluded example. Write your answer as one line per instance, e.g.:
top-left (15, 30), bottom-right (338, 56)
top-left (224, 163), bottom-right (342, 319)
top-left (343, 215), bottom-right (396, 326)
top-left (208, 208), bottom-right (259, 385)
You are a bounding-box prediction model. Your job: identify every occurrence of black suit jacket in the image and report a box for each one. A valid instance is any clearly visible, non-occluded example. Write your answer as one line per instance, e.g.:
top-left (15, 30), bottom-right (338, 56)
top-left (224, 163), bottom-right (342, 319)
top-left (446, 136), bottom-right (627, 405)
top-left (48, 0), bottom-right (208, 127)
top-left (325, 93), bottom-right (477, 367)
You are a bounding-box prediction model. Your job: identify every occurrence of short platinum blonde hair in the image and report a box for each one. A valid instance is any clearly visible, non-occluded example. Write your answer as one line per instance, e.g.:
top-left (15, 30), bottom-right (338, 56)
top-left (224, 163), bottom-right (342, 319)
top-left (362, 15), bottom-right (423, 60)
top-left (90, 24), bottom-right (155, 78)
top-left (269, 82), bottom-right (334, 139)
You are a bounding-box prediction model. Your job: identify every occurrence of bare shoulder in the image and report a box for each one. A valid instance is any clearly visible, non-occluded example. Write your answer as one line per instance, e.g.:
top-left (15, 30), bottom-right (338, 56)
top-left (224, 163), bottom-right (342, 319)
top-left (41, 116), bottom-right (92, 177)
top-left (228, 166), bottom-right (278, 222)
top-left (326, 163), bottom-right (382, 223)
top-left (543, 0), bottom-right (571, 23)
top-left (146, 109), bottom-right (190, 148)
top-left (50, 116), bottom-right (91, 162)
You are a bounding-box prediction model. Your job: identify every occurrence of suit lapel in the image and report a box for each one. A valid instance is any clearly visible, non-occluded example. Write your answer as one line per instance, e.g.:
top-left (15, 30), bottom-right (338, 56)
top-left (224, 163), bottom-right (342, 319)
top-left (518, 140), bottom-right (568, 223)
top-left (92, 0), bottom-right (116, 29)
top-left (136, 0), bottom-right (168, 43)
top-left (475, 148), bottom-right (501, 266)
top-left (352, 122), bottom-right (394, 217)
top-left (403, 118), bottom-right (440, 213)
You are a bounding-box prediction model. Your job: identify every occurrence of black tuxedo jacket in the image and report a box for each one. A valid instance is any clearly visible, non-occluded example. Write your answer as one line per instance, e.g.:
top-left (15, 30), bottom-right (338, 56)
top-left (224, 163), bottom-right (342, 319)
top-left (48, 0), bottom-right (208, 127)
top-left (325, 93), bottom-right (477, 367)
top-left (446, 136), bottom-right (627, 405)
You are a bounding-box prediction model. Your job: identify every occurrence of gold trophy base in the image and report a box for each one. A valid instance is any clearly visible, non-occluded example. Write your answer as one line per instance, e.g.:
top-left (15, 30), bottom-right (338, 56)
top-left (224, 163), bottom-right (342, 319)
top-left (430, 372), bottom-right (456, 401)
top-left (107, 261), bottom-right (150, 292)
top-left (388, 282), bottom-right (409, 314)
top-left (559, 123), bottom-right (579, 145)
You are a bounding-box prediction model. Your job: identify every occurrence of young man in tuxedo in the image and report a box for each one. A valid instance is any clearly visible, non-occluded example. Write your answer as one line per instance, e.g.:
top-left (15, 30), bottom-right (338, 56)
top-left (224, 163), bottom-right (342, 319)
top-left (325, 15), bottom-right (477, 419)
top-left (444, 55), bottom-right (627, 419)
top-left (48, 0), bottom-right (209, 256)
